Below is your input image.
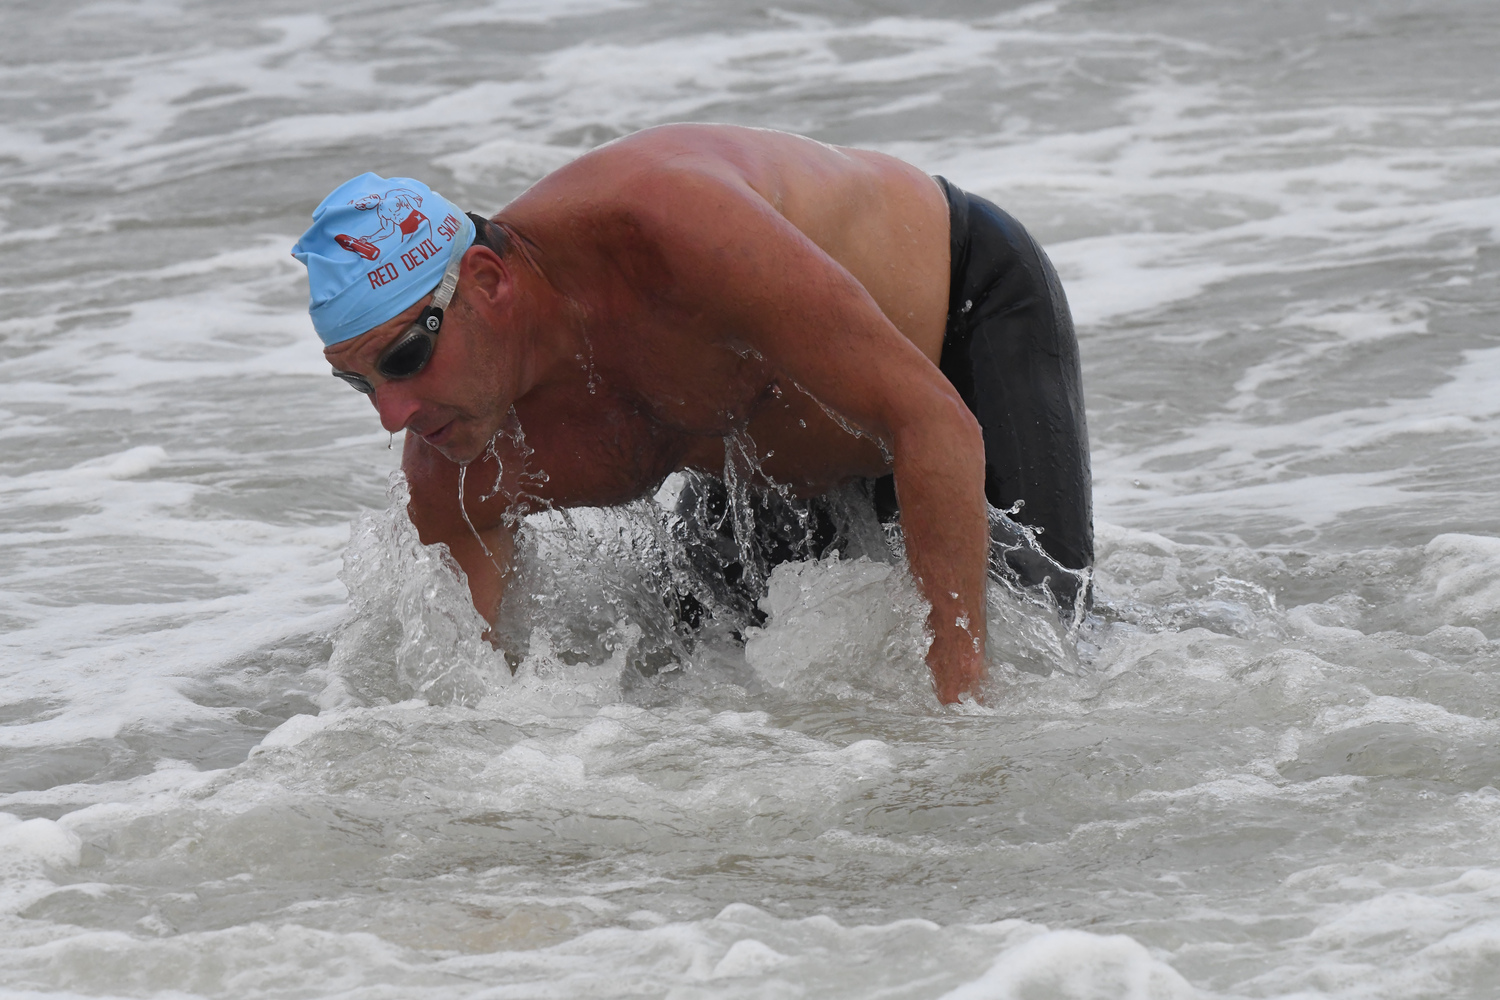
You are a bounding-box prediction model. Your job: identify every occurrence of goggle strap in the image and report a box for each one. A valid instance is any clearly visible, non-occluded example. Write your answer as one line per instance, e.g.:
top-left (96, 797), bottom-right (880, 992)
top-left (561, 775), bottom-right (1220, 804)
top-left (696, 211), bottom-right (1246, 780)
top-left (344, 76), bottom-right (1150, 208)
top-left (430, 226), bottom-right (467, 311)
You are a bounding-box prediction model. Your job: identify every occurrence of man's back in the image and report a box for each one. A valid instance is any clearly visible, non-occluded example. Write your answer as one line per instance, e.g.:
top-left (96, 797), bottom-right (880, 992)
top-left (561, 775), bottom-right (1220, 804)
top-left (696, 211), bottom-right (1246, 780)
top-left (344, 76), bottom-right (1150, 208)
top-left (507, 124), bottom-right (952, 365)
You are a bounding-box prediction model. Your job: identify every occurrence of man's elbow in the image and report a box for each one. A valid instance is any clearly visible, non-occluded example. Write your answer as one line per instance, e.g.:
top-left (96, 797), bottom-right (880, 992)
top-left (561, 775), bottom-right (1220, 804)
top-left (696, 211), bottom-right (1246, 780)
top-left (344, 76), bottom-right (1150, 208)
top-left (893, 388), bottom-right (982, 463)
top-left (948, 395), bottom-right (984, 456)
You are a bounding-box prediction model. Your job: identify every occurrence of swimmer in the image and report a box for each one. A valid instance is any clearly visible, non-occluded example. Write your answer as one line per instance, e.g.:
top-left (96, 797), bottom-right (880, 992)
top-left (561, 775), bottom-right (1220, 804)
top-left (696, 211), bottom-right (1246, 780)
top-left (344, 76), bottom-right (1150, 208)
top-left (292, 124), bottom-right (1092, 704)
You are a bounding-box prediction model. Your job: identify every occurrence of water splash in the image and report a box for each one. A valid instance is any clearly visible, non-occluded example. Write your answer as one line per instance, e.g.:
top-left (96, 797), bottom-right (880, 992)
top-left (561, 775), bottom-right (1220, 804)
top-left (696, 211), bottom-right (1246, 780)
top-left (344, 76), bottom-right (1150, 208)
top-left (722, 431), bottom-right (770, 595)
top-left (479, 406), bottom-right (551, 522)
top-left (790, 379), bottom-right (895, 465)
top-left (328, 472), bottom-right (499, 707)
top-left (455, 463), bottom-right (495, 561)
top-left (984, 499), bottom-right (1096, 629)
top-left (329, 446), bottom-right (1100, 712)
top-left (576, 339), bottom-right (600, 395)
top-left (743, 553), bottom-right (932, 705)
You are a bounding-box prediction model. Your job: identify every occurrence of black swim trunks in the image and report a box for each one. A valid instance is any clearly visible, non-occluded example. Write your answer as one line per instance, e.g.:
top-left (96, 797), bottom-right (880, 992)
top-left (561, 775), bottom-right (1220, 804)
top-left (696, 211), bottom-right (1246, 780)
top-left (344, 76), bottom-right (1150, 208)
top-left (669, 177), bottom-right (1092, 630)
top-left (931, 176), bottom-right (1094, 588)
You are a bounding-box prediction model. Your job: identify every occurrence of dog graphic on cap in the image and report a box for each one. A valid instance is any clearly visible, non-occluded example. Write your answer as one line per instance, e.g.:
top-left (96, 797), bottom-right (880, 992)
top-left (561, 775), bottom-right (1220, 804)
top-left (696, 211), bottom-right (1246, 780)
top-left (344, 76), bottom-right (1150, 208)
top-left (334, 186), bottom-right (432, 262)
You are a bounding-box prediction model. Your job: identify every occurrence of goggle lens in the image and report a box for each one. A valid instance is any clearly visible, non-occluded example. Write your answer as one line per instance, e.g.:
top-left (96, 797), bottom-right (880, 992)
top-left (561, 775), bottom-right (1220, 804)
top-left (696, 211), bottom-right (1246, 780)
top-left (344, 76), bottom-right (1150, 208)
top-left (378, 331), bottom-right (436, 379)
top-left (328, 307), bottom-right (442, 395)
top-left (332, 370), bottom-right (375, 394)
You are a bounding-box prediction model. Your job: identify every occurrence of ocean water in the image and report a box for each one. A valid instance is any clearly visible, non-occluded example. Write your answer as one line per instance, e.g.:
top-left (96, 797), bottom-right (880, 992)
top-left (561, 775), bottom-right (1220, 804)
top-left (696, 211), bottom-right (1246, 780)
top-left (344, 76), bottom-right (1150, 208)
top-left (3, 0), bottom-right (1500, 996)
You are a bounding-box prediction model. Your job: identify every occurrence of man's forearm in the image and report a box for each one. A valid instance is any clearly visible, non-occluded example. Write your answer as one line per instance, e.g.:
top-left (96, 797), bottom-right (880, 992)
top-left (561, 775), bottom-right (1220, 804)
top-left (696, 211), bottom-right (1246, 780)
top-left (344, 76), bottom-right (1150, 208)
top-left (403, 435), bottom-right (516, 628)
top-left (891, 406), bottom-right (990, 703)
top-left (441, 522), bottom-right (514, 626)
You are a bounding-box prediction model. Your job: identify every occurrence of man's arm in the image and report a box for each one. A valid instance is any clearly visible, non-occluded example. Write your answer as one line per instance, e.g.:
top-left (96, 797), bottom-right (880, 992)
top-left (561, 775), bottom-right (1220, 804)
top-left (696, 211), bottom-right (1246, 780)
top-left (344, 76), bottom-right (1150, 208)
top-left (624, 164), bottom-right (990, 702)
top-left (403, 432), bottom-right (516, 626)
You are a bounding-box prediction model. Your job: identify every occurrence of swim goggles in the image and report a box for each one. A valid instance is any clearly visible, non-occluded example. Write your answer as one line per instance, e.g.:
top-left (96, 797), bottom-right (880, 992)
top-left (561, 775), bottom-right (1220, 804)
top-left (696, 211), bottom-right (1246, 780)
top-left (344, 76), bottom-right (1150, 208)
top-left (330, 235), bottom-right (466, 395)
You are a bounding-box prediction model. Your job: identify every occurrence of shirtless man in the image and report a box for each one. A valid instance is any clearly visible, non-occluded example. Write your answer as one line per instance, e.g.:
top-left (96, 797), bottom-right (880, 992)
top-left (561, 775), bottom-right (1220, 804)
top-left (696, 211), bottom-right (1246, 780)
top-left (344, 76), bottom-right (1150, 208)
top-left (292, 124), bottom-right (1092, 703)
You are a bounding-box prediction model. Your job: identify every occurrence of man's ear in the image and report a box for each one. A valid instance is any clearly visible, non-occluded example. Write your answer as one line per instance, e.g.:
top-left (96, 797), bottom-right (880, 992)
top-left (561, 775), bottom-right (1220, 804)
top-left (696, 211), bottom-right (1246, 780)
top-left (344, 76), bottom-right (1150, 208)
top-left (459, 244), bottom-right (509, 306)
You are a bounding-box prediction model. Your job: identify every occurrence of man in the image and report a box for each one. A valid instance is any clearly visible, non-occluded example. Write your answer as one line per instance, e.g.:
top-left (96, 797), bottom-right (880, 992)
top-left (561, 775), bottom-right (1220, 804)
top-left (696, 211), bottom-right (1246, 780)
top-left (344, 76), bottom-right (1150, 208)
top-left (292, 124), bottom-right (1091, 704)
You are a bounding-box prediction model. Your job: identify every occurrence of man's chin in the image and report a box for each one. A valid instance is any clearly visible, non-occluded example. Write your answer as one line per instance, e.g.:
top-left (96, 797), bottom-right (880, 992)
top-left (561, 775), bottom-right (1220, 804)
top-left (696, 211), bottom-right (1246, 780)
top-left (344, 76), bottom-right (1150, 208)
top-left (433, 439), bottom-right (487, 466)
top-left (420, 419), bottom-right (497, 466)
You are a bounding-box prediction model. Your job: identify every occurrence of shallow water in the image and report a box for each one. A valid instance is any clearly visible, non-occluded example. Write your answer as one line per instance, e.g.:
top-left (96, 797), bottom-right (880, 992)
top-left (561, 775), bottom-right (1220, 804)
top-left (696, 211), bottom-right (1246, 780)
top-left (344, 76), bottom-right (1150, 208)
top-left (3, 0), bottom-right (1500, 997)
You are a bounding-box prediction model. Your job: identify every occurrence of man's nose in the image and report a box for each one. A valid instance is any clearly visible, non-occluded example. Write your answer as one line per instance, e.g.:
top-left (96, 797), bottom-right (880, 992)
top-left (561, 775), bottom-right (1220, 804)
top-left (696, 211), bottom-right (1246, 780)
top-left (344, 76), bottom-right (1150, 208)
top-left (372, 382), bottom-right (423, 433)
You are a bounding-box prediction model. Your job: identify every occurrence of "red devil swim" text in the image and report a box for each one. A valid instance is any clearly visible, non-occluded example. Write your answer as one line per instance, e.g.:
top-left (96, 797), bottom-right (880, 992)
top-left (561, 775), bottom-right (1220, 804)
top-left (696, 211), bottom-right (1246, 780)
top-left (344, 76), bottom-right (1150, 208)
top-left (366, 262), bottom-right (399, 288)
top-left (400, 238), bottom-right (442, 273)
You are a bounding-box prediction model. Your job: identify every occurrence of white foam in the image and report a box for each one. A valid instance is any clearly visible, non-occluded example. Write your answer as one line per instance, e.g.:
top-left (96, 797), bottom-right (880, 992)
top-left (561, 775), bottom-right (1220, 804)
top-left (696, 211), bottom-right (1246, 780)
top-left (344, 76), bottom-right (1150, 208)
top-left (940, 929), bottom-right (1197, 1000)
top-left (249, 712), bottom-right (332, 754)
top-left (0, 814), bottom-right (83, 869)
top-left (709, 938), bottom-right (790, 978)
top-left (435, 0), bottom-right (642, 26)
top-left (1418, 533), bottom-right (1500, 635)
top-left (434, 138), bottom-right (582, 188)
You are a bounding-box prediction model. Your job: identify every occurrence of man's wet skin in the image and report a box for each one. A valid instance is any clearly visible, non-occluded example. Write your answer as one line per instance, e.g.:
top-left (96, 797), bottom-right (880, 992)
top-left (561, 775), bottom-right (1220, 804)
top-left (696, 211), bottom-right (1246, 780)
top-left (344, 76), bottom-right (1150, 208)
top-left (324, 124), bottom-right (990, 702)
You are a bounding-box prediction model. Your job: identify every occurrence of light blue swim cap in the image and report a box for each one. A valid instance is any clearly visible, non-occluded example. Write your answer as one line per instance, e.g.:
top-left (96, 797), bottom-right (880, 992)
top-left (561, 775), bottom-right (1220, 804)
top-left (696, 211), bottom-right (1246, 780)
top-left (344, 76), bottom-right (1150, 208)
top-left (291, 173), bottom-right (475, 347)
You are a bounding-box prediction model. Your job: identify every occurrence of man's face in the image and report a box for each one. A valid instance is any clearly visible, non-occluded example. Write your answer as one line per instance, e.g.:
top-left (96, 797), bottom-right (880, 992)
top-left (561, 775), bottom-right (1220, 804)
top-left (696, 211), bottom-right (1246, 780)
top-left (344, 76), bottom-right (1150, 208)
top-left (323, 286), bottom-right (511, 464)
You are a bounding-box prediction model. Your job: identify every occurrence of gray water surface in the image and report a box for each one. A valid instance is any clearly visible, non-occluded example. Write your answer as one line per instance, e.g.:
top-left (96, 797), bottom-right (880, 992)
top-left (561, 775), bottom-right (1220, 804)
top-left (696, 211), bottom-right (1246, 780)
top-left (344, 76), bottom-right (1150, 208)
top-left (2, 1), bottom-right (1499, 997)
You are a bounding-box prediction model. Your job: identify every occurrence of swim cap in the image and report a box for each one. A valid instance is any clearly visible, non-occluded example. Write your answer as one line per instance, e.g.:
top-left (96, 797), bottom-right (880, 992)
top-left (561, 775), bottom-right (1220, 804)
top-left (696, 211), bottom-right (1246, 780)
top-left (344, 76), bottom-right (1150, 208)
top-left (291, 173), bottom-right (475, 347)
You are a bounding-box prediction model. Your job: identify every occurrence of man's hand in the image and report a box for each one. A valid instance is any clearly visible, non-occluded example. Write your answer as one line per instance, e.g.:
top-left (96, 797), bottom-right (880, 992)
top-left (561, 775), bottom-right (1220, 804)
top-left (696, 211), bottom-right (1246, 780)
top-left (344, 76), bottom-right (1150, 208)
top-left (890, 400), bottom-right (990, 703)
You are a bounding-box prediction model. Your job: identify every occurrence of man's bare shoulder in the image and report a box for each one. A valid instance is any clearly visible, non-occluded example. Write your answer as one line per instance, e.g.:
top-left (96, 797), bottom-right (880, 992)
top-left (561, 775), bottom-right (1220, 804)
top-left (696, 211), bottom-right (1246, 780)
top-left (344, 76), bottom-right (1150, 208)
top-left (493, 127), bottom-right (805, 295)
top-left (502, 125), bottom-right (938, 254)
top-left (503, 125), bottom-right (781, 221)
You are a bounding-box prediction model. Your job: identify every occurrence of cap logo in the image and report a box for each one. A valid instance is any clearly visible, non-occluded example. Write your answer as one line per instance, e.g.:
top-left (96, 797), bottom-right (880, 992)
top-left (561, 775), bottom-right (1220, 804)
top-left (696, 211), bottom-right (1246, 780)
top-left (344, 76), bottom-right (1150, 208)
top-left (333, 187), bottom-right (434, 263)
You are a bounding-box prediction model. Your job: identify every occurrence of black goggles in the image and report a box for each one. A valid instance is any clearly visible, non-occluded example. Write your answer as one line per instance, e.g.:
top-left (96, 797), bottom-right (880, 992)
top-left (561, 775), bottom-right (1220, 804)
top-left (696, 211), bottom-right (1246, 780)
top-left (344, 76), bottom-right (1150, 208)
top-left (331, 228), bottom-right (468, 395)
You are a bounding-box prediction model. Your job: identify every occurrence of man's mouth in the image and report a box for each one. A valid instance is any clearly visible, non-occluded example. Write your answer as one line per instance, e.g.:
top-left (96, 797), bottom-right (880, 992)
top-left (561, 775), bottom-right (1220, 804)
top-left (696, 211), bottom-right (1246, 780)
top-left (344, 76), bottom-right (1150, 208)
top-left (418, 418), bottom-right (457, 446)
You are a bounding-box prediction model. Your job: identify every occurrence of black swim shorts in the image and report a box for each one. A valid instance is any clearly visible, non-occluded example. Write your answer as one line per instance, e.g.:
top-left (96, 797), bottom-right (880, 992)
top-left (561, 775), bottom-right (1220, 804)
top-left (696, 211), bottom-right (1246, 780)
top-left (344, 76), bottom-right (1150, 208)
top-left (931, 176), bottom-right (1094, 590)
top-left (669, 177), bottom-right (1093, 628)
